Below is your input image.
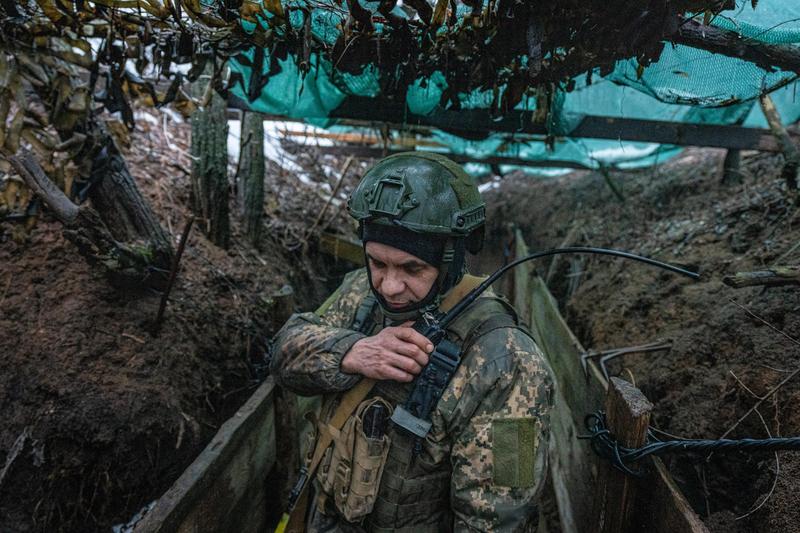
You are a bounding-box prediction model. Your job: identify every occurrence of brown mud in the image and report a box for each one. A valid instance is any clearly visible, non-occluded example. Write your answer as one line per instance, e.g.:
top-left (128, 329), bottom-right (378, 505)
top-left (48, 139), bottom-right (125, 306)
top-left (482, 148), bottom-right (800, 533)
top-left (3, 114), bottom-right (799, 533)
top-left (0, 112), bottom-right (354, 532)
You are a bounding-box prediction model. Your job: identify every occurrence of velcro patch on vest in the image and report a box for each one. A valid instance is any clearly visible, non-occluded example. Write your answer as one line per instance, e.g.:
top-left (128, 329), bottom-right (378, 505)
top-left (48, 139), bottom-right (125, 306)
top-left (491, 417), bottom-right (538, 488)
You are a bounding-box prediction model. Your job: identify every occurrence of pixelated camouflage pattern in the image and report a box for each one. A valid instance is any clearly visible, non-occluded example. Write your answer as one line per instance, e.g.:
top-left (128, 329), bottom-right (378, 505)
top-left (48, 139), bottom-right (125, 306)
top-left (270, 269), bottom-right (554, 532)
top-left (270, 270), bottom-right (372, 396)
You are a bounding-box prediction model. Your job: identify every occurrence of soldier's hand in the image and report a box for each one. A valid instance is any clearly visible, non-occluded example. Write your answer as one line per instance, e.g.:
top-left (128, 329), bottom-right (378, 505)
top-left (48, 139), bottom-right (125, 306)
top-left (341, 323), bottom-right (433, 382)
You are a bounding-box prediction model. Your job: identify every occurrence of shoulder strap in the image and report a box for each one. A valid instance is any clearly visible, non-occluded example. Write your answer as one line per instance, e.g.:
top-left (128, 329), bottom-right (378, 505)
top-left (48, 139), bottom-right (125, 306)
top-left (440, 273), bottom-right (485, 312)
top-left (283, 293), bottom-right (377, 532)
top-left (351, 293), bottom-right (378, 333)
top-left (283, 378), bottom-right (377, 532)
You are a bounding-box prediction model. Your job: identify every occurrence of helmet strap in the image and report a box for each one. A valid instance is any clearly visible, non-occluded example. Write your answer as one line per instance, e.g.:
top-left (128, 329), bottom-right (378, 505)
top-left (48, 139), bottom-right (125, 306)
top-left (436, 237), bottom-right (466, 295)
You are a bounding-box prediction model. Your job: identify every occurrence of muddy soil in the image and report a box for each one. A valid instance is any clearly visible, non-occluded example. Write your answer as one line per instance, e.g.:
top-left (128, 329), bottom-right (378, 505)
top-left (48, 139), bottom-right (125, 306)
top-left (4, 111), bottom-right (798, 533)
top-left (0, 111), bottom-right (355, 532)
top-left (482, 149), bottom-right (800, 532)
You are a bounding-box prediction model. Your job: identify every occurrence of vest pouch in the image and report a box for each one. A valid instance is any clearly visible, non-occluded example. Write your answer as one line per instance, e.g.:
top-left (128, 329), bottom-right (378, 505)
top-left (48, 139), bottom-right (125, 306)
top-left (316, 396), bottom-right (393, 523)
top-left (316, 413), bottom-right (355, 497)
top-left (336, 397), bottom-right (392, 521)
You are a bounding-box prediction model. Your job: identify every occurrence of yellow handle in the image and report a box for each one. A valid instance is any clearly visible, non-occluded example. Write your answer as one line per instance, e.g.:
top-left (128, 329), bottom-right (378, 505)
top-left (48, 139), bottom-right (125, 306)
top-left (274, 513), bottom-right (289, 533)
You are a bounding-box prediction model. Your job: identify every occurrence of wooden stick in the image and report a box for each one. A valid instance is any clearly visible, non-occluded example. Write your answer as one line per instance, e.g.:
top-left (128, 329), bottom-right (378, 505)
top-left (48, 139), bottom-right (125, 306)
top-left (718, 367), bottom-right (800, 442)
top-left (592, 377), bottom-right (653, 533)
top-left (760, 93), bottom-right (799, 190)
top-left (153, 217), bottom-right (195, 336)
top-left (723, 266), bottom-right (800, 288)
top-left (303, 155), bottom-right (354, 241)
top-left (2, 149), bottom-right (79, 224)
top-left (676, 19), bottom-right (800, 75)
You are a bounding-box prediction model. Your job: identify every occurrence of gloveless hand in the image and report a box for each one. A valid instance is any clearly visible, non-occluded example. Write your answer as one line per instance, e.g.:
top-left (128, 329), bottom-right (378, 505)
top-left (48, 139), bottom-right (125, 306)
top-left (341, 323), bottom-right (433, 382)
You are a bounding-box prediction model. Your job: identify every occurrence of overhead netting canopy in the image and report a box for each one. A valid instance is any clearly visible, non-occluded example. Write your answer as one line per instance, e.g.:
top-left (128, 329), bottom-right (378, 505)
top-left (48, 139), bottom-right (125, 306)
top-left (228, 0), bottom-right (800, 174)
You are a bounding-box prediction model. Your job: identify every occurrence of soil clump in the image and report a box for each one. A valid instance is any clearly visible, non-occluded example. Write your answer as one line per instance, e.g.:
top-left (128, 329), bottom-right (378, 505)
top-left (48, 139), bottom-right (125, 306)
top-left (0, 110), bottom-right (355, 532)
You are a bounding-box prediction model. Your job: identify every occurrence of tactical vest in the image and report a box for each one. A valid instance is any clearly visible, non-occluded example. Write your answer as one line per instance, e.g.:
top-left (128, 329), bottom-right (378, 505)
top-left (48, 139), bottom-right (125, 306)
top-left (313, 292), bottom-right (528, 532)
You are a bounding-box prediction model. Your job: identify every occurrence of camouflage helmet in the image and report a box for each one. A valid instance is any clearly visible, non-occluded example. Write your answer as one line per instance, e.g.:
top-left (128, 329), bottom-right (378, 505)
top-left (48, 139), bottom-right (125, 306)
top-left (348, 152), bottom-right (485, 318)
top-left (347, 152), bottom-right (485, 247)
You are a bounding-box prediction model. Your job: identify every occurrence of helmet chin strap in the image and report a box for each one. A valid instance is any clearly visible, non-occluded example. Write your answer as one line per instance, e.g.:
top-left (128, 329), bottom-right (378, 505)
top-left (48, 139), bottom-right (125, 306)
top-left (362, 238), bottom-right (465, 322)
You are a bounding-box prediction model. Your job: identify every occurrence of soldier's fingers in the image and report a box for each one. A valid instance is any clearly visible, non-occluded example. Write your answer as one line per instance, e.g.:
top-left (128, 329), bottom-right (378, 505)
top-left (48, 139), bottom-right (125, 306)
top-left (393, 327), bottom-right (434, 353)
top-left (399, 345), bottom-right (429, 368)
top-left (394, 341), bottom-right (429, 361)
top-left (381, 365), bottom-right (413, 383)
top-left (389, 353), bottom-right (422, 375)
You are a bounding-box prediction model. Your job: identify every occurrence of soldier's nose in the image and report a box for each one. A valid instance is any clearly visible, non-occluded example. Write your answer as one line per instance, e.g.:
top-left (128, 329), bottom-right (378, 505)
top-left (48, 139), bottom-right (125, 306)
top-left (380, 274), bottom-right (405, 297)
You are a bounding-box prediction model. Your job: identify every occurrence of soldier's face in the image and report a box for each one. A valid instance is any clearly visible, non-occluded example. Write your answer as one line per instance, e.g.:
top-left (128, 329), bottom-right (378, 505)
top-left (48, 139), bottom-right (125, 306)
top-left (365, 241), bottom-right (439, 310)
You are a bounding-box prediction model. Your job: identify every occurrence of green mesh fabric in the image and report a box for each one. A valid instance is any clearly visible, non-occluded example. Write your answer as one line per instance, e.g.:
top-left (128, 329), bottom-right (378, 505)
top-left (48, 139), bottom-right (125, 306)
top-left (229, 0), bottom-right (800, 174)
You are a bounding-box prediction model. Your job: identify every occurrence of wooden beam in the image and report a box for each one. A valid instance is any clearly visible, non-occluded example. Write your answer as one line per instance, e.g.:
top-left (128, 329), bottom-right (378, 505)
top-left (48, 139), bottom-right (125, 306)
top-left (229, 96), bottom-right (800, 153)
top-left (329, 97), bottom-right (798, 152)
top-left (569, 116), bottom-right (788, 152)
top-left (592, 377), bottom-right (653, 533)
top-left (318, 233), bottom-right (365, 266)
top-left (675, 19), bottom-right (800, 75)
top-left (313, 145), bottom-right (594, 170)
top-left (515, 229), bottom-right (708, 533)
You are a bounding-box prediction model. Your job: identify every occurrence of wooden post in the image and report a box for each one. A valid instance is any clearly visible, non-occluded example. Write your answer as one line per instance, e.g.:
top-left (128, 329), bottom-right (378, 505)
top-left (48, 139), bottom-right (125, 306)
top-left (760, 93), bottom-right (799, 191)
top-left (268, 284), bottom-right (296, 334)
top-left (720, 149), bottom-right (742, 186)
top-left (592, 377), bottom-right (653, 533)
top-left (237, 111), bottom-right (266, 247)
top-left (266, 284), bottom-right (301, 507)
top-left (191, 62), bottom-right (231, 248)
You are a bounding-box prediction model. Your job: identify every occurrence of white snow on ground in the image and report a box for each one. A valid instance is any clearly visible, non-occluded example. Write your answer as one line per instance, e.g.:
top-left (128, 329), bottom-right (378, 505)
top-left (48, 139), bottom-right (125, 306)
top-left (134, 110), bottom-right (159, 126)
top-left (478, 179), bottom-right (501, 193)
top-left (588, 143), bottom-right (660, 162)
top-left (227, 119), bottom-right (345, 203)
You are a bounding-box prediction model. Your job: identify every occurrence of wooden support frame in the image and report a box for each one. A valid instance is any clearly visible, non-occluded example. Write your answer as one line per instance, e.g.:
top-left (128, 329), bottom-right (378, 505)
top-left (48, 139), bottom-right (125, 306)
top-left (228, 96), bottom-right (800, 154)
top-left (329, 96), bottom-right (798, 153)
top-left (592, 378), bottom-right (653, 533)
top-left (313, 145), bottom-right (594, 170)
top-left (510, 229), bottom-right (707, 533)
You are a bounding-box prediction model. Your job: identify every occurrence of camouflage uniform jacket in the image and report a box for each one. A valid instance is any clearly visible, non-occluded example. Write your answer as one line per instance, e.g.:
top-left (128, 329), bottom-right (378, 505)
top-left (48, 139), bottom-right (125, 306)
top-left (271, 269), bottom-right (554, 532)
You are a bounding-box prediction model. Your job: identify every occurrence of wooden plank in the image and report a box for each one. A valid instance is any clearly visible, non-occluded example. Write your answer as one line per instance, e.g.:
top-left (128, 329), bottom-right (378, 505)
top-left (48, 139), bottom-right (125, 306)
top-left (642, 458), bottom-right (710, 533)
top-left (592, 377), bottom-right (653, 533)
top-left (319, 233), bottom-right (365, 266)
top-left (529, 273), bottom-right (605, 533)
top-left (133, 379), bottom-right (277, 533)
top-left (517, 228), bottom-right (706, 533)
top-left (570, 116), bottom-right (786, 152)
top-left (314, 145), bottom-right (594, 170)
top-left (230, 92), bottom-right (799, 153)
top-left (511, 230), bottom-right (532, 321)
top-left (328, 96), bottom-right (795, 152)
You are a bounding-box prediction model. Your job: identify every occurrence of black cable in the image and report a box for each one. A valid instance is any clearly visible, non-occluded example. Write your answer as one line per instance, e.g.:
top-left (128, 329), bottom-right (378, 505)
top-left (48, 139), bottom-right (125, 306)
top-left (580, 411), bottom-right (800, 477)
top-left (440, 247), bottom-right (700, 329)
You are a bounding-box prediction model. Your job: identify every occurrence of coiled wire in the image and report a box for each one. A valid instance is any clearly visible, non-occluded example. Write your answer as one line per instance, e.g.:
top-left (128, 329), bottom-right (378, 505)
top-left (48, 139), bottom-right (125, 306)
top-left (580, 411), bottom-right (800, 477)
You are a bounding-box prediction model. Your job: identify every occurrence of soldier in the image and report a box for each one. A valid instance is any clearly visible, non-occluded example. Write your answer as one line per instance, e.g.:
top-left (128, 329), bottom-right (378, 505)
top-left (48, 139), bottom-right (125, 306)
top-left (271, 152), bottom-right (554, 532)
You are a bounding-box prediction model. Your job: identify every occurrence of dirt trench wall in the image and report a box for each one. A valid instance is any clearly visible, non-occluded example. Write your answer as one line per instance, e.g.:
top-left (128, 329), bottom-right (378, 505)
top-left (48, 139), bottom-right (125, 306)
top-left (480, 149), bottom-right (800, 533)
